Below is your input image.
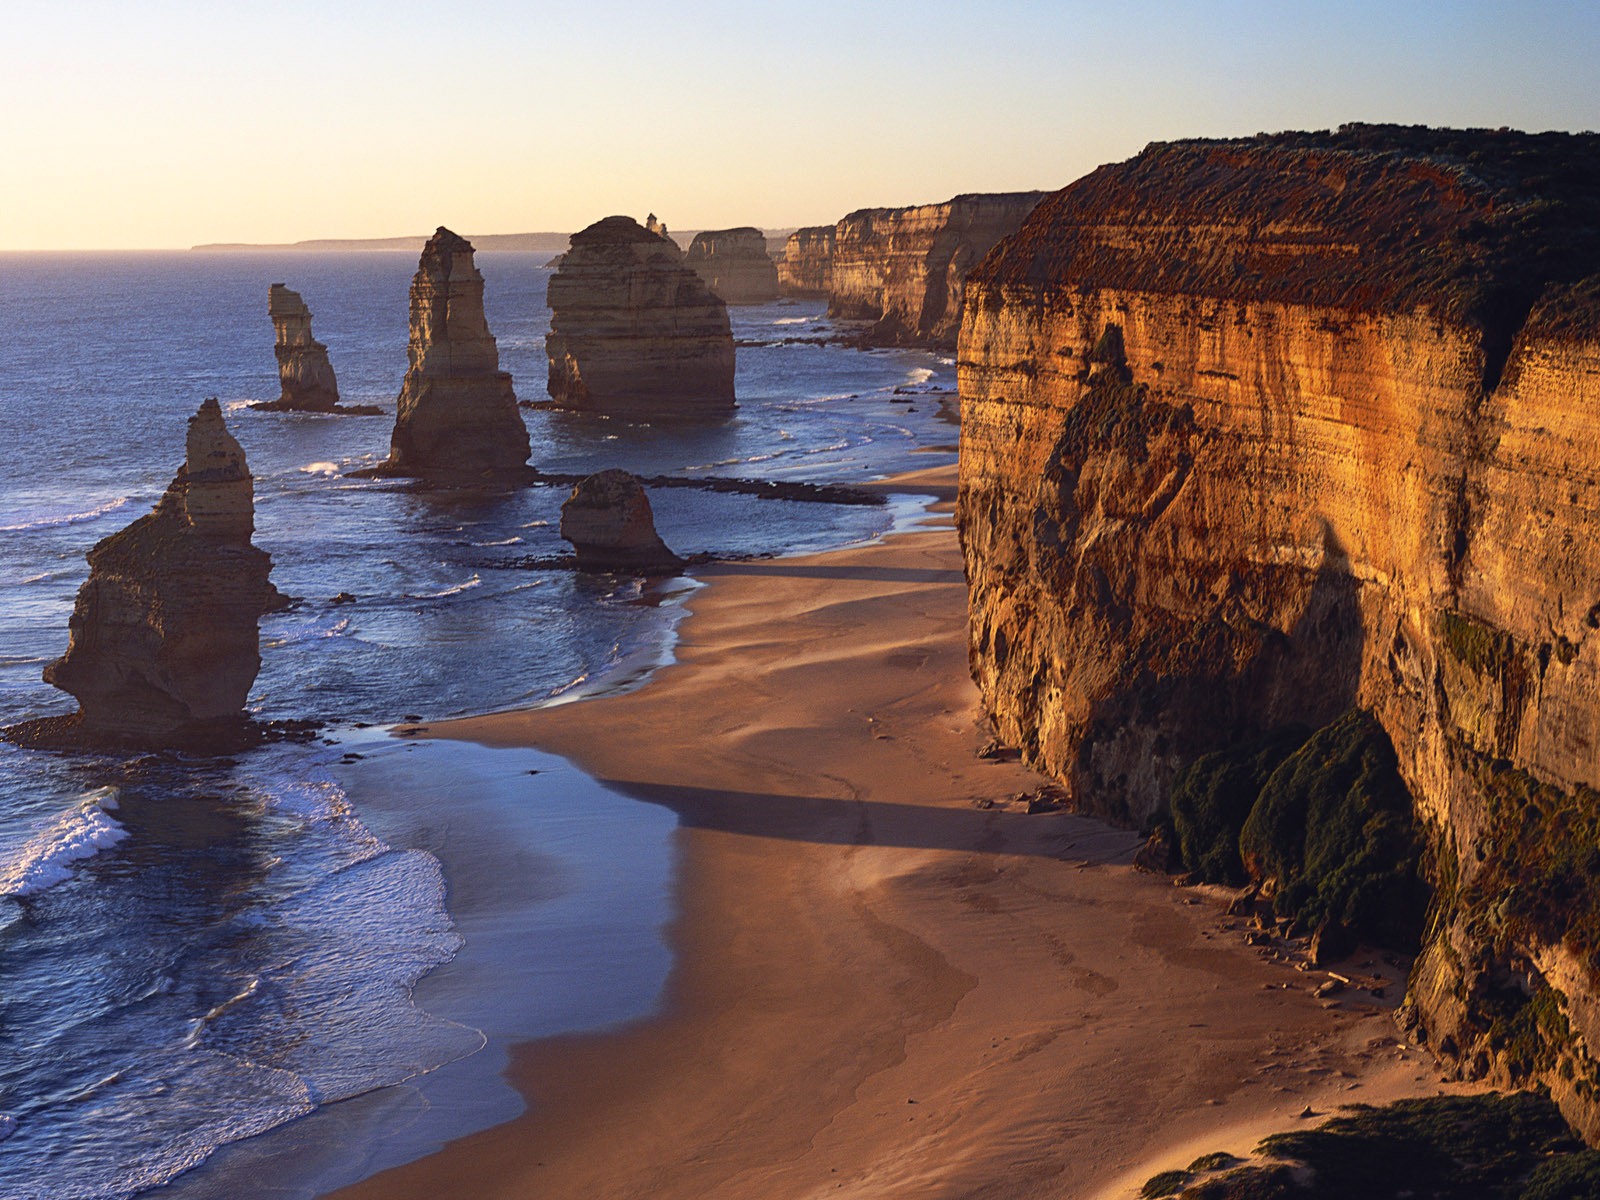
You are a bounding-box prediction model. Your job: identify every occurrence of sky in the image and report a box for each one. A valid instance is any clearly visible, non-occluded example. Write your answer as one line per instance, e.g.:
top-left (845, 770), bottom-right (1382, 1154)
top-left (2, 0), bottom-right (1598, 249)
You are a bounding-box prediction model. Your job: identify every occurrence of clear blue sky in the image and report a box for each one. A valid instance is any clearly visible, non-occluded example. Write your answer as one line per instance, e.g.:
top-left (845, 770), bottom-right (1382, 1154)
top-left (2, 0), bottom-right (1596, 248)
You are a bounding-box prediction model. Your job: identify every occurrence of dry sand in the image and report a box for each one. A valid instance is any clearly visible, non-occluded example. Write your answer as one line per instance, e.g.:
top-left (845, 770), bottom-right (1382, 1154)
top-left (331, 464), bottom-right (1454, 1200)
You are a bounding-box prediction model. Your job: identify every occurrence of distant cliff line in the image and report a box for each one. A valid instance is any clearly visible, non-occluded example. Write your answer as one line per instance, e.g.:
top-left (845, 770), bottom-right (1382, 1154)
top-left (194, 229), bottom-right (799, 256)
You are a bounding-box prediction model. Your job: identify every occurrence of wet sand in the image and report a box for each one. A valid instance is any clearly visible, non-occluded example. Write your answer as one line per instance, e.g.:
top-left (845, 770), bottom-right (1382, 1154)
top-left (330, 463), bottom-right (1452, 1200)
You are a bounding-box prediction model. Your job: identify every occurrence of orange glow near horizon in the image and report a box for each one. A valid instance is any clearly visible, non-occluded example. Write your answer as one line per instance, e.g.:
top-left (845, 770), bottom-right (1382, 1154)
top-left (3, 0), bottom-right (1598, 250)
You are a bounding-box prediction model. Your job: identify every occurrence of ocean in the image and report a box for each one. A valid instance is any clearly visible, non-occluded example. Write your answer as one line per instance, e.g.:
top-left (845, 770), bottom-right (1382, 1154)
top-left (0, 251), bottom-right (958, 1199)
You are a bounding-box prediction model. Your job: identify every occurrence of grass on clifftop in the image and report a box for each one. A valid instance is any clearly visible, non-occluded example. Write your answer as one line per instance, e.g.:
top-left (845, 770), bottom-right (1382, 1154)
top-left (1148, 1092), bottom-right (1599, 1199)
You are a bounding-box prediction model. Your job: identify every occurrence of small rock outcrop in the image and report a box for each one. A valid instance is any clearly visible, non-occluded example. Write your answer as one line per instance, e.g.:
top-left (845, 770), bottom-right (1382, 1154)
top-left (39, 399), bottom-right (282, 745)
top-left (685, 227), bottom-right (780, 304)
top-left (559, 469), bottom-right (683, 572)
top-left (261, 284), bottom-right (340, 410)
top-left (546, 216), bottom-right (736, 417)
top-left (777, 225), bottom-right (835, 297)
top-left (372, 227), bottom-right (531, 480)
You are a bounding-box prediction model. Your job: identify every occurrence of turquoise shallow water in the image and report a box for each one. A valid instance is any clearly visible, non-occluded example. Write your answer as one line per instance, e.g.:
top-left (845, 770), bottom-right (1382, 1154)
top-left (0, 250), bottom-right (956, 1198)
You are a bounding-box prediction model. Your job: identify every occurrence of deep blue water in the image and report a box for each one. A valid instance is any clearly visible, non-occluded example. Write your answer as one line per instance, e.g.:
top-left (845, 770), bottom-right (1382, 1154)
top-left (0, 251), bottom-right (957, 1199)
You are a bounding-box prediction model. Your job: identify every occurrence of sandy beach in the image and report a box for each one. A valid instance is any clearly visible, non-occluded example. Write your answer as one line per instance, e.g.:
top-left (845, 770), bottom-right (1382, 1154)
top-left (332, 463), bottom-right (1454, 1200)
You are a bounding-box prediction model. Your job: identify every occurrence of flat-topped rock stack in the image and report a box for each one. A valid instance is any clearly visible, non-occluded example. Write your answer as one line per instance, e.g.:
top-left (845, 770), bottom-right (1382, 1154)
top-left (559, 469), bottom-right (683, 572)
top-left (777, 225), bottom-right (835, 297)
top-left (38, 400), bottom-right (283, 746)
top-left (684, 227), bottom-right (780, 304)
top-left (371, 227), bottom-right (531, 480)
top-left (545, 216), bottom-right (735, 417)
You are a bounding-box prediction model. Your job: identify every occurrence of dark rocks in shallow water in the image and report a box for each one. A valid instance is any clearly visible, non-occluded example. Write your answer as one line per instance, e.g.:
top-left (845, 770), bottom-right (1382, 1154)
top-left (545, 216), bottom-right (736, 417)
top-left (366, 227), bottom-right (532, 480)
top-left (34, 399), bottom-right (283, 747)
top-left (559, 469), bottom-right (683, 573)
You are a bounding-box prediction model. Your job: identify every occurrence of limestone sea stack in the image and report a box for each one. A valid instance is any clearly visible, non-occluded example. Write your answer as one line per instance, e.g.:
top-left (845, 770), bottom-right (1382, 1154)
top-left (559, 468), bottom-right (683, 572)
top-left (957, 125), bottom-right (1600, 1135)
top-left (375, 227), bottom-right (531, 479)
top-left (545, 216), bottom-right (735, 417)
top-left (827, 191), bottom-right (1045, 348)
top-left (260, 284), bottom-right (339, 410)
top-left (684, 227), bottom-right (780, 304)
top-left (40, 399), bottom-right (282, 745)
top-left (777, 225), bottom-right (835, 298)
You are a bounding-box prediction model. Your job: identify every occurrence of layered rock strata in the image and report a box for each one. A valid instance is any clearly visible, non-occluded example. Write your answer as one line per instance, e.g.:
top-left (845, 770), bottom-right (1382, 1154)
top-left (559, 469), bottom-right (683, 572)
top-left (546, 216), bottom-right (735, 416)
top-left (826, 191), bottom-right (1044, 348)
top-left (261, 284), bottom-right (340, 410)
top-left (41, 399), bottom-right (282, 744)
top-left (777, 225), bottom-right (835, 298)
top-left (956, 126), bottom-right (1600, 1136)
top-left (684, 227), bottom-right (780, 304)
top-left (374, 227), bottom-right (531, 479)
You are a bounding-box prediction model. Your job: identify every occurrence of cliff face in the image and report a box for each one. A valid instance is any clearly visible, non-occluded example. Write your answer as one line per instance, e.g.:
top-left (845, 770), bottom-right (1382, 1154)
top-left (43, 400), bottom-right (280, 744)
top-left (381, 227), bottom-right (531, 479)
top-left (684, 227), bottom-right (780, 304)
top-left (546, 216), bottom-right (735, 417)
top-left (264, 284), bottom-right (339, 410)
top-left (827, 192), bottom-right (1044, 348)
top-left (957, 127), bottom-right (1600, 1135)
top-left (777, 225), bottom-right (835, 298)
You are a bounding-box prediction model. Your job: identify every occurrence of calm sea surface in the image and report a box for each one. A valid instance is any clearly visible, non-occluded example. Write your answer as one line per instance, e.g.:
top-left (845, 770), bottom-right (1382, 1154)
top-left (0, 251), bottom-right (957, 1199)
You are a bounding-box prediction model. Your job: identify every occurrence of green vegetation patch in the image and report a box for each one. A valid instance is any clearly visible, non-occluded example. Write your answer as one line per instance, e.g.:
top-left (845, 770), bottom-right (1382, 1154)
top-left (1148, 1093), bottom-right (1588, 1199)
top-left (1142, 1169), bottom-right (1193, 1198)
top-left (1240, 709), bottom-right (1428, 949)
top-left (1440, 610), bottom-right (1519, 678)
top-left (1171, 727), bottom-right (1309, 886)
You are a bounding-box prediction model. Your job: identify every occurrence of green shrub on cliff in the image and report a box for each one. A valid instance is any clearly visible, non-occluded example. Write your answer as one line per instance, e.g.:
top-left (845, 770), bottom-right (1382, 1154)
top-left (1170, 728), bottom-right (1309, 885)
top-left (1240, 709), bottom-right (1428, 949)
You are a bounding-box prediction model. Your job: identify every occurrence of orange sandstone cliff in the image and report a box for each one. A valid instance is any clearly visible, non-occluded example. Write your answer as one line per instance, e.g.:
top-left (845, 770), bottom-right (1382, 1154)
top-left (956, 126), bottom-right (1600, 1136)
top-left (825, 191), bottom-right (1044, 348)
top-left (777, 225), bottom-right (835, 298)
top-left (684, 227), bottom-right (780, 304)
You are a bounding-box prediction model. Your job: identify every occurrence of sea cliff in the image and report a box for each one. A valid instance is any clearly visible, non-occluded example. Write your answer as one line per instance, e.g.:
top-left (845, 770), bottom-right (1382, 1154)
top-left (956, 126), bottom-right (1600, 1135)
top-left (777, 225), bottom-right (835, 298)
top-left (825, 192), bottom-right (1044, 348)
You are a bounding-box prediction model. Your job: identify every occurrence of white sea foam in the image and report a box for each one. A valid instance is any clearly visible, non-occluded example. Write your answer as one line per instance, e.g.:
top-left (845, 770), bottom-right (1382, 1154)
top-left (0, 788), bottom-right (129, 898)
top-left (471, 536), bottom-right (523, 547)
top-left (0, 496), bottom-right (133, 533)
top-left (905, 367), bottom-right (936, 385)
top-left (411, 575), bottom-right (482, 600)
top-left (300, 461), bottom-right (340, 476)
top-left (772, 316), bottom-right (814, 326)
top-left (521, 519), bottom-right (551, 528)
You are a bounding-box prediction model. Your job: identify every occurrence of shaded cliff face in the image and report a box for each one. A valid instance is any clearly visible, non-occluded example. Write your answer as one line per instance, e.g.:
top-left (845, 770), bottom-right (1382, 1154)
top-left (546, 215), bottom-right (735, 417)
top-left (264, 284), bottom-right (339, 410)
top-left (957, 126), bottom-right (1600, 1135)
top-left (684, 227), bottom-right (779, 304)
top-left (383, 227), bottom-right (531, 479)
top-left (42, 400), bottom-right (280, 744)
top-left (827, 192), bottom-right (1044, 349)
top-left (777, 225), bottom-right (835, 298)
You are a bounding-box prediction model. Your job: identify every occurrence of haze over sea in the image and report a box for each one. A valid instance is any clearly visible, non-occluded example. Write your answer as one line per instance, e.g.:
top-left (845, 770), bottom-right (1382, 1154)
top-left (0, 250), bottom-right (957, 1199)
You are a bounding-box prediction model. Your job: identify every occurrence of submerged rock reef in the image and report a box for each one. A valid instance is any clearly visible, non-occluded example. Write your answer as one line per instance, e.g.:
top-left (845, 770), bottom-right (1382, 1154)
top-left (373, 227), bottom-right (531, 480)
top-left (37, 400), bottom-right (282, 746)
top-left (545, 216), bottom-right (735, 416)
top-left (684, 227), bottom-right (779, 304)
top-left (818, 191), bottom-right (1044, 348)
top-left (956, 125), bottom-right (1600, 1135)
top-left (559, 468), bottom-right (683, 572)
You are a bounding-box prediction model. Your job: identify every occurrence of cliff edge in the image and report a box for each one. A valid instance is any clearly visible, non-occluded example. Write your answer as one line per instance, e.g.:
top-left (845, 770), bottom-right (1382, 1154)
top-left (957, 125), bottom-right (1600, 1136)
